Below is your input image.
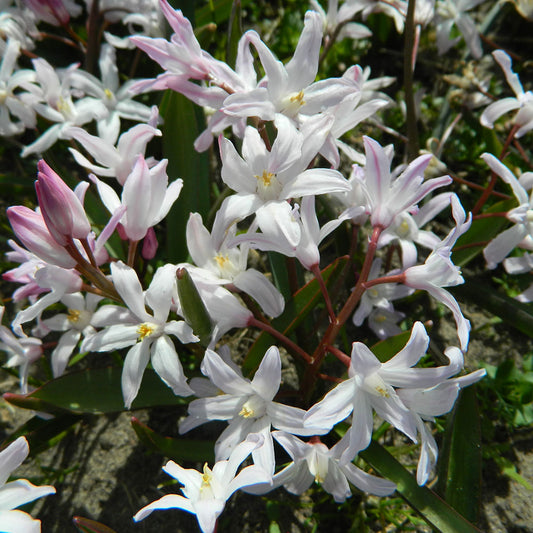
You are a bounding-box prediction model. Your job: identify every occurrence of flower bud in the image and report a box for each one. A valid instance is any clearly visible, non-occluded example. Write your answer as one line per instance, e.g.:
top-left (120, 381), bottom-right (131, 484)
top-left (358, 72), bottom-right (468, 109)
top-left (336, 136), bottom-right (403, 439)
top-left (7, 206), bottom-right (76, 269)
top-left (35, 160), bottom-right (91, 246)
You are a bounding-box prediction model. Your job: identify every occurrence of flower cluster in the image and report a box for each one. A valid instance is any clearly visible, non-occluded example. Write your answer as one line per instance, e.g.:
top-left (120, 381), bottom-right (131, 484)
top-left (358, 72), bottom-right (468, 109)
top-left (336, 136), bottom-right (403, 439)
top-left (6, 0), bottom-right (533, 531)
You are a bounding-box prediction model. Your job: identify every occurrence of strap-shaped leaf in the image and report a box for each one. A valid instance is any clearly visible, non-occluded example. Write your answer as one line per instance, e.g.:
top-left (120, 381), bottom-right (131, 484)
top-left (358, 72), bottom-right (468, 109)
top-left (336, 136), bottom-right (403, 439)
top-left (436, 386), bottom-right (482, 525)
top-left (131, 417), bottom-right (214, 462)
top-left (360, 440), bottom-right (482, 533)
top-left (4, 367), bottom-right (188, 415)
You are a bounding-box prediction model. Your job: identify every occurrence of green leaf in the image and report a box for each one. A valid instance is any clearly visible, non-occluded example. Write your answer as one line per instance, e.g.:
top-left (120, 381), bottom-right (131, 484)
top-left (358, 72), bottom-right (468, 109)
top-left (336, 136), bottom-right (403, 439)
top-left (436, 386), bottom-right (482, 525)
top-left (195, 0), bottom-right (250, 27)
top-left (360, 440), bottom-right (482, 533)
top-left (242, 256), bottom-right (348, 374)
top-left (177, 266), bottom-right (214, 346)
top-left (72, 517), bottom-right (118, 533)
top-left (160, 90), bottom-right (210, 263)
top-left (371, 329), bottom-right (413, 363)
top-left (4, 367), bottom-right (188, 415)
top-left (131, 417), bottom-right (214, 462)
top-left (452, 279), bottom-right (533, 338)
top-left (2, 414), bottom-right (81, 455)
top-left (225, 0), bottom-right (242, 66)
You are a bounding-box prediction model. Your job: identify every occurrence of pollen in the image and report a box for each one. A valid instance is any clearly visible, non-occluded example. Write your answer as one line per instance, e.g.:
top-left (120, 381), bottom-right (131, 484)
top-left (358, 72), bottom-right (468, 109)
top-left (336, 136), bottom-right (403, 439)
top-left (67, 309), bottom-right (81, 323)
top-left (289, 90), bottom-right (305, 106)
top-left (255, 170), bottom-right (275, 187)
top-left (104, 88), bottom-right (113, 99)
top-left (201, 463), bottom-right (213, 487)
top-left (215, 254), bottom-right (230, 268)
top-left (239, 404), bottom-right (255, 418)
top-left (375, 385), bottom-right (390, 397)
top-left (137, 323), bottom-right (155, 340)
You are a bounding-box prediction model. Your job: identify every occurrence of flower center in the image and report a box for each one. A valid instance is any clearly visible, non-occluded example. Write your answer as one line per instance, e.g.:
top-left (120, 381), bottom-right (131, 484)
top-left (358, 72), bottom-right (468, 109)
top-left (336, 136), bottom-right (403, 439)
top-left (281, 90), bottom-right (306, 116)
top-left (199, 463), bottom-right (215, 499)
top-left (238, 396), bottom-right (266, 419)
top-left (67, 308), bottom-right (92, 330)
top-left (363, 372), bottom-right (391, 398)
top-left (137, 322), bottom-right (159, 340)
top-left (254, 170), bottom-right (283, 201)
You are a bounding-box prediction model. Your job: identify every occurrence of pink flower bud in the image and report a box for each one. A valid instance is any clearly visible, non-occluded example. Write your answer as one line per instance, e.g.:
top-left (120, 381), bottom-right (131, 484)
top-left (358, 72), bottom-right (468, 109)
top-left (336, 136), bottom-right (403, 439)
top-left (22, 0), bottom-right (73, 25)
top-left (142, 227), bottom-right (158, 260)
top-left (35, 160), bottom-right (91, 246)
top-left (7, 206), bottom-right (77, 269)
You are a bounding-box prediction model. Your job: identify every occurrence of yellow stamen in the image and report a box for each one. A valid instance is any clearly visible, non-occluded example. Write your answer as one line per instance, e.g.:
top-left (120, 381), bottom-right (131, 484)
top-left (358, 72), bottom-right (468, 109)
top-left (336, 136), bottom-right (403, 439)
top-left (255, 170), bottom-right (275, 187)
top-left (201, 463), bottom-right (212, 487)
top-left (137, 323), bottom-right (155, 340)
top-left (104, 88), bottom-right (113, 99)
top-left (67, 309), bottom-right (81, 323)
top-left (289, 90), bottom-right (305, 106)
top-left (239, 405), bottom-right (255, 418)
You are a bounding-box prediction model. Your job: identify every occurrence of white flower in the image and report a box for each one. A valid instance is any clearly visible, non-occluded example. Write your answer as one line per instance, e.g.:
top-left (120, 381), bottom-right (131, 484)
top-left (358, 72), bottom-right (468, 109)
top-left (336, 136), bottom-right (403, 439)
top-left (181, 346), bottom-right (325, 474)
top-left (435, 0), bottom-right (485, 59)
top-left (0, 437), bottom-right (55, 532)
top-left (269, 431), bottom-right (395, 501)
top-left (0, 307), bottom-right (42, 393)
top-left (134, 433), bottom-right (271, 533)
top-left (480, 50), bottom-right (533, 138)
top-left (66, 106), bottom-right (161, 185)
top-left (68, 44), bottom-right (153, 144)
top-left (0, 39), bottom-right (37, 136)
top-left (304, 322), bottom-right (464, 462)
top-left (481, 153), bottom-right (533, 268)
top-left (90, 155), bottom-right (183, 242)
top-left (40, 292), bottom-right (103, 377)
top-left (214, 114), bottom-right (349, 244)
top-left (83, 262), bottom-right (198, 408)
top-left (183, 212), bottom-right (284, 317)
top-left (402, 194), bottom-right (472, 350)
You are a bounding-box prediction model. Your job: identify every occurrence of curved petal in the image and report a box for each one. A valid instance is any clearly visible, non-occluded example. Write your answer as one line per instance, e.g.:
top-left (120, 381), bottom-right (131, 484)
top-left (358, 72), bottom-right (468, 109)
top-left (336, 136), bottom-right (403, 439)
top-left (234, 269), bottom-right (284, 317)
top-left (150, 335), bottom-right (193, 397)
top-left (121, 340), bottom-right (151, 408)
top-left (251, 346), bottom-right (281, 401)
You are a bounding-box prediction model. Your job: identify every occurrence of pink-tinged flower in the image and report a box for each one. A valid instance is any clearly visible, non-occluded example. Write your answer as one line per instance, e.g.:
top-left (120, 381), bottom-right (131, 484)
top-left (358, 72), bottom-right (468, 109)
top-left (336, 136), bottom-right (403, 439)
top-left (21, 0), bottom-right (81, 25)
top-left (69, 44), bottom-right (153, 145)
top-left (34, 160), bottom-right (91, 246)
top-left (40, 292), bottom-right (103, 377)
top-left (130, 0), bottom-right (247, 92)
top-left (134, 433), bottom-right (271, 533)
top-left (90, 155), bottom-right (182, 242)
top-left (481, 154), bottom-right (533, 268)
top-left (11, 265), bottom-right (82, 337)
top-left (0, 436), bottom-right (55, 531)
top-left (0, 306), bottom-right (43, 393)
top-left (214, 114), bottom-right (349, 244)
top-left (304, 322), bottom-right (464, 462)
top-left (83, 262), bottom-right (198, 408)
top-left (0, 39), bottom-right (37, 137)
top-left (480, 50), bottom-right (533, 138)
top-left (231, 196), bottom-right (349, 271)
top-left (403, 194), bottom-right (472, 350)
top-left (435, 0), bottom-right (485, 59)
top-left (66, 106), bottom-right (161, 185)
top-left (267, 431), bottom-right (395, 500)
top-left (183, 212), bottom-right (284, 318)
top-left (7, 206), bottom-right (77, 269)
top-left (180, 346), bottom-right (326, 474)
top-left (360, 136), bottom-right (452, 230)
